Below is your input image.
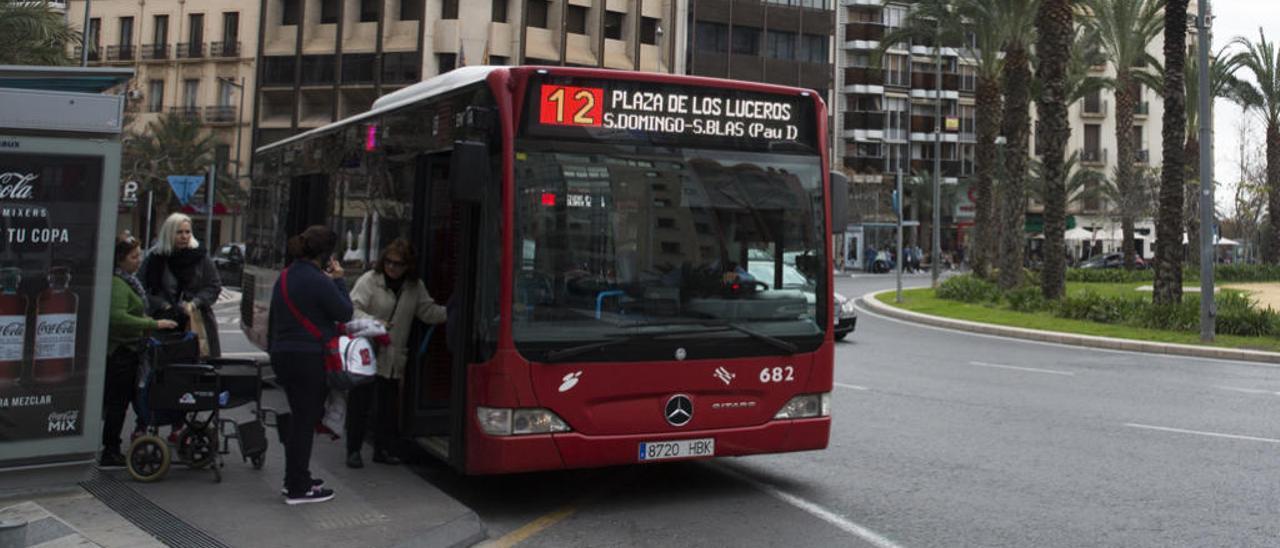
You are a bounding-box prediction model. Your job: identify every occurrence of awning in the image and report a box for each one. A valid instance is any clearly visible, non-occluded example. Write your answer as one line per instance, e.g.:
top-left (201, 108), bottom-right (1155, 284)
top-left (1024, 214), bottom-right (1076, 233)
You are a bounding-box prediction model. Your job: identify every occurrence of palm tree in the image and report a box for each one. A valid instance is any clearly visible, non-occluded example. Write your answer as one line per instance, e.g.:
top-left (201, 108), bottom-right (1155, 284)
top-left (1183, 47), bottom-right (1256, 267)
top-left (0, 1), bottom-right (82, 65)
top-left (1034, 0), bottom-right (1074, 299)
top-left (990, 0), bottom-right (1041, 290)
top-left (1231, 30), bottom-right (1280, 264)
top-left (1080, 0), bottom-right (1164, 271)
top-left (123, 114), bottom-right (219, 216)
top-left (1153, 0), bottom-right (1188, 305)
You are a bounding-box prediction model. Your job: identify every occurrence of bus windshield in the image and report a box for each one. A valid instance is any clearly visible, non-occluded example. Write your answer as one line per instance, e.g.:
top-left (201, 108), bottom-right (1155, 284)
top-left (513, 140), bottom-right (826, 362)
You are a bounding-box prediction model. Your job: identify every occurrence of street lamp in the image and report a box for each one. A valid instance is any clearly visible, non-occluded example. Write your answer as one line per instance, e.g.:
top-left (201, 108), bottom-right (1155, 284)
top-left (1195, 0), bottom-right (1215, 342)
top-left (216, 76), bottom-right (245, 242)
top-left (80, 0), bottom-right (92, 67)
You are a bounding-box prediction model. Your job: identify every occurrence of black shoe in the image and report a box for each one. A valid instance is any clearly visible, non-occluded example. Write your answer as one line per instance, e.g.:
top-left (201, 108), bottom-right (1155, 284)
top-left (346, 451), bottom-right (364, 469)
top-left (280, 478), bottom-right (324, 495)
top-left (98, 451), bottom-right (127, 469)
top-left (284, 487), bottom-right (335, 505)
top-left (371, 449), bottom-right (401, 465)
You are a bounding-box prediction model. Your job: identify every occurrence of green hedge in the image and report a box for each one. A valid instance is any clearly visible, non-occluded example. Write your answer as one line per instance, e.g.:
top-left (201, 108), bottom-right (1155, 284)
top-left (1065, 264), bottom-right (1280, 284)
top-left (936, 274), bottom-right (1280, 337)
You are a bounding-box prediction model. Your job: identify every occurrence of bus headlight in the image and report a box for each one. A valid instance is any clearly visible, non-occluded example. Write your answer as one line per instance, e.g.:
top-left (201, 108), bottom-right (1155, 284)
top-left (773, 393), bottom-right (831, 419)
top-left (476, 406), bottom-right (571, 436)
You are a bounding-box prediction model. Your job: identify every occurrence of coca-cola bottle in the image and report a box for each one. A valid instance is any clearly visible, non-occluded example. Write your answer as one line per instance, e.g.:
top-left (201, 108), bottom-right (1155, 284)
top-left (0, 268), bottom-right (24, 388)
top-left (33, 266), bottom-right (77, 384)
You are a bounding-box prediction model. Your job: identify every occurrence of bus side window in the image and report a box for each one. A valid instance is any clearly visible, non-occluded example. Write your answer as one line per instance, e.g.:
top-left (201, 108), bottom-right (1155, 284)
top-left (286, 173), bottom-right (329, 238)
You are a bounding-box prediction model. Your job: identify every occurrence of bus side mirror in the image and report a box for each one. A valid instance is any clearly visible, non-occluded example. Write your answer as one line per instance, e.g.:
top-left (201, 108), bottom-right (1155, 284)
top-left (829, 171), bottom-right (848, 234)
top-left (450, 141), bottom-right (489, 203)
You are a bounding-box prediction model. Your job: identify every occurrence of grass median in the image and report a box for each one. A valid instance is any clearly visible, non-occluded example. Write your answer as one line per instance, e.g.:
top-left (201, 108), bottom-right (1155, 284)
top-left (875, 284), bottom-right (1280, 353)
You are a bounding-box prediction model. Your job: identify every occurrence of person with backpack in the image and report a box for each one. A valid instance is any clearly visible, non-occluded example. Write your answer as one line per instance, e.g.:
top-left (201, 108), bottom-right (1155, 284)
top-left (269, 225), bottom-right (352, 505)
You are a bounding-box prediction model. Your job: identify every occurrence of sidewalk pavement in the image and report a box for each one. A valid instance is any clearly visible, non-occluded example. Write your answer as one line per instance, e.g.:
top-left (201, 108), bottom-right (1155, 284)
top-left (859, 289), bottom-right (1280, 365)
top-left (0, 384), bottom-right (486, 548)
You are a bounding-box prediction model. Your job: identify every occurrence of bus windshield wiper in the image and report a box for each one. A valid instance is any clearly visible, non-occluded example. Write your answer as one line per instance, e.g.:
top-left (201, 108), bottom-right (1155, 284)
top-left (542, 321), bottom-right (796, 362)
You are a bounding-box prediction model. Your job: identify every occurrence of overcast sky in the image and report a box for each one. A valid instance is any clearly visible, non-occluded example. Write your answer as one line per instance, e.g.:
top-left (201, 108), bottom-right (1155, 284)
top-left (1209, 0), bottom-right (1277, 213)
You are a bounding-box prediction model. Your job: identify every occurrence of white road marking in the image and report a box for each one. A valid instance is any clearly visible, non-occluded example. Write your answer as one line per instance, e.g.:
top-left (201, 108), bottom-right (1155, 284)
top-left (1124, 423), bottom-right (1280, 444)
top-left (967, 361), bottom-right (1075, 376)
top-left (712, 465), bottom-right (905, 548)
top-left (835, 382), bottom-right (869, 391)
top-left (852, 299), bottom-right (1275, 368)
top-left (1215, 386), bottom-right (1280, 396)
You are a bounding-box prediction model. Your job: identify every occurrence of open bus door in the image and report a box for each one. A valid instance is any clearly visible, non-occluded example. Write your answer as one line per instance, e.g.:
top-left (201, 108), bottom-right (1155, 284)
top-left (404, 142), bottom-right (487, 470)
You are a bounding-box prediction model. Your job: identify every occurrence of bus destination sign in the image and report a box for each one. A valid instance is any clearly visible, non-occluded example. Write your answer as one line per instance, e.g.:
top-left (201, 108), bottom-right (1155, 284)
top-left (525, 77), bottom-right (817, 152)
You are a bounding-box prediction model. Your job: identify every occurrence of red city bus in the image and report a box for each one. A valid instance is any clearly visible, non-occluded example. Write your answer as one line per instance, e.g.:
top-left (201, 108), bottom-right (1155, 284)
top-left (241, 66), bottom-right (846, 474)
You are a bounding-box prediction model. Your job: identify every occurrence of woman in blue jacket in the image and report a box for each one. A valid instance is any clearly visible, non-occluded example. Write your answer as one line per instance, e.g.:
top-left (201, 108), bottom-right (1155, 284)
top-left (269, 225), bottom-right (351, 505)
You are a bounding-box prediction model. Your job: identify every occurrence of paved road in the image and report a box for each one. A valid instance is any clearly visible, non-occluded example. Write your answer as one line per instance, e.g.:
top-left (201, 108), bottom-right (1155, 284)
top-left (215, 274), bottom-right (1280, 547)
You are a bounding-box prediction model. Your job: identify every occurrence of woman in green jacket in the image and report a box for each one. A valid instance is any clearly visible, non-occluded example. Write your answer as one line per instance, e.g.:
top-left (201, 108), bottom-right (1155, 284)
top-left (101, 235), bottom-right (177, 468)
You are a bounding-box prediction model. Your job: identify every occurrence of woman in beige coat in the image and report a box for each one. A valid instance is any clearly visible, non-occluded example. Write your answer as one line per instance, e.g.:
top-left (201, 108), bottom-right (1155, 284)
top-left (345, 238), bottom-right (447, 468)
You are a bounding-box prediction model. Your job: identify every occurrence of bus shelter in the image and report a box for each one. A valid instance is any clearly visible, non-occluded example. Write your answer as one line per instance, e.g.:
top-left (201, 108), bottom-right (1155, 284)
top-left (0, 65), bottom-right (131, 475)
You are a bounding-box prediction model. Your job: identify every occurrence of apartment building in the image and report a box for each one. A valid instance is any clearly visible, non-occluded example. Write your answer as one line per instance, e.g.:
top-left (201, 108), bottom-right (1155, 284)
top-left (684, 0), bottom-right (835, 96)
top-left (67, 0), bottom-right (257, 247)
top-left (254, 0), bottom-right (683, 149)
top-left (836, 0), bottom-right (1174, 269)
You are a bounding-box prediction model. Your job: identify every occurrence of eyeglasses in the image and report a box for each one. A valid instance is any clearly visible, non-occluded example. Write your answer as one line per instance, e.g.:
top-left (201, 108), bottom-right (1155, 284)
top-left (384, 259), bottom-right (407, 268)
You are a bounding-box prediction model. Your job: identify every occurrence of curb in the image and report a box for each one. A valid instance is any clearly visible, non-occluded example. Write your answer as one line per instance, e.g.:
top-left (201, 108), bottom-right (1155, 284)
top-left (859, 289), bottom-right (1280, 365)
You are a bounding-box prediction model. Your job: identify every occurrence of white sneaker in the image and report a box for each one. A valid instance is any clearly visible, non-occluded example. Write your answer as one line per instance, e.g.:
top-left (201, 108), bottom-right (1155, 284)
top-left (280, 478), bottom-right (325, 495)
top-left (284, 486), bottom-right (335, 505)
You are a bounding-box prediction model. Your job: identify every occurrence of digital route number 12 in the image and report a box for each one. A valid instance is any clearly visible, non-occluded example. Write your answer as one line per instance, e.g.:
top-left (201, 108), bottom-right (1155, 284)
top-left (540, 85), bottom-right (603, 127)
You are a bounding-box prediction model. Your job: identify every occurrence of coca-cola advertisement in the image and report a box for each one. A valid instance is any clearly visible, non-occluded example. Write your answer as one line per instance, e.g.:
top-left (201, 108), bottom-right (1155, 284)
top-left (0, 154), bottom-right (101, 442)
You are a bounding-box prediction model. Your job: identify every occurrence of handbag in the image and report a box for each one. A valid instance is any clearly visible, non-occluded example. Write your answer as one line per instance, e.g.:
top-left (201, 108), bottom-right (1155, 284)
top-left (279, 267), bottom-right (373, 390)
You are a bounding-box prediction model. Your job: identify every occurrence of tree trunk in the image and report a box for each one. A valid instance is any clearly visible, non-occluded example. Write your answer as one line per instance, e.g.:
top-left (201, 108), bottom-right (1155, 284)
top-left (1184, 136), bottom-right (1200, 268)
top-left (1036, 0), bottom-right (1073, 300)
top-left (1114, 72), bottom-right (1138, 270)
top-left (998, 45), bottom-right (1032, 290)
top-left (973, 75), bottom-right (1003, 280)
top-left (1154, 0), bottom-right (1188, 305)
top-left (1268, 122), bottom-right (1280, 264)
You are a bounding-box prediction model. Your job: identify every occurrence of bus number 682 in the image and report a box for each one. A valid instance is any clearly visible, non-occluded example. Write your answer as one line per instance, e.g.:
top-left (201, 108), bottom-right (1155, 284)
top-left (759, 366), bottom-right (795, 383)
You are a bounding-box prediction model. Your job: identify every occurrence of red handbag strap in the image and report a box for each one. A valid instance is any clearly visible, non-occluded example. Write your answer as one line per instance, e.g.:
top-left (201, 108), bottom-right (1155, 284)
top-left (280, 267), bottom-right (325, 342)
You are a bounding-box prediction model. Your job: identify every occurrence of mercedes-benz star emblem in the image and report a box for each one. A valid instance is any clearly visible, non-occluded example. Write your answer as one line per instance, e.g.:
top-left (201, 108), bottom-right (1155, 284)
top-left (665, 394), bottom-right (693, 427)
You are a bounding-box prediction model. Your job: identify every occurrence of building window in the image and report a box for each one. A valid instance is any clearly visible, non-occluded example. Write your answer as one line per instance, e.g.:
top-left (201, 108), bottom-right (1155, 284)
top-left (187, 14), bottom-right (204, 56)
top-left (640, 17), bottom-right (658, 45)
top-left (222, 13), bottom-right (239, 49)
top-left (566, 5), bottom-right (587, 35)
top-left (118, 17), bottom-right (133, 46)
top-left (800, 34), bottom-right (826, 63)
top-left (527, 0), bottom-right (549, 29)
top-left (604, 11), bottom-right (624, 40)
top-left (885, 54), bottom-right (908, 87)
top-left (400, 0), bottom-right (422, 21)
top-left (152, 15), bottom-right (168, 47)
top-left (695, 22), bottom-right (728, 53)
top-left (437, 53), bottom-right (457, 73)
top-left (441, 0), bottom-right (458, 20)
top-left (262, 56), bottom-right (296, 85)
top-left (88, 18), bottom-right (101, 49)
top-left (282, 0), bottom-right (299, 25)
top-left (489, 55), bottom-right (509, 65)
top-left (300, 55), bottom-right (337, 84)
top-left (360, 0), bottom-right (378, 22)
top-left (320, 0), bottom-right (338, 24)
top-left (766, 30), bottom-right (795, 60)
top-left (218, 79), bottom-right (234, 106)
top-left (147, 79), bottom-right (164, 112)
top-left (183, 79), bottom-right (199, 108)
top-left (383, 52), bottom-right (421, 83)
top-left (492, 0), bottom-right (508, 23)
top-left (731, 26), bottom-right (759, 55)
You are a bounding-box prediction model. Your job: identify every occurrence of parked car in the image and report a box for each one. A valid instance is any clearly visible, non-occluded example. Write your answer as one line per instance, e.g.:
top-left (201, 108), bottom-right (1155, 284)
top-left (213, 243), bottom-right (245, 287)
top-left (746, 262), bottom-right (857, 341)
top-left (1079, 252), bottom-right (1147, 269)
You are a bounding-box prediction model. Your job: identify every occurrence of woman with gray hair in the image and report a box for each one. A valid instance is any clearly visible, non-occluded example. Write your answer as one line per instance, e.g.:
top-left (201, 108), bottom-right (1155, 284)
top-left (139, 212), bottom-right (223, 357)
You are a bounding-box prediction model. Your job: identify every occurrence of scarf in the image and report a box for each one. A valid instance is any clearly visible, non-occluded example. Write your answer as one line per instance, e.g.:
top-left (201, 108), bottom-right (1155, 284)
top-left (115, 267), bottom-right (146, 299)
top-left (166, 248), bottom-right (206, 288)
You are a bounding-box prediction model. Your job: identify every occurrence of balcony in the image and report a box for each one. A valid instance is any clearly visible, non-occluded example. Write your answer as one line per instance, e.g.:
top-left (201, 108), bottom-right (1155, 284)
top-left (910, 115), bottom-right (938, 133)
top-left (205, 106), bottom-right (238, 124)
top-left (1134, 101), bottom-right (1149, 116)
top-left (73, 46), bottom-right (101, 62)
top-left (1080, 148), bottom-right (1108, 165)
top-left (209, 41), bottom-right (241, 58)
top-left (105, 45), bottom-right (135, 62)
top-left (140, 44), bottom-right (169, 61)
top-left (844, 66), bottom-right (884, 86)
top-left (169, 106), bottom-right (202, 121)
top-left (176, 42), bottom-right (205, 59)
top-left (1135, 149), bottom-right (1150, 164)
top-left (1082, 99), bottom-right (1108, 117)
top-left (845, 110), bottom-right (885, 131)
top-left (845, 22), bottom-right (885, 42)
top-left (910, 72), bottom-right (960, 91)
